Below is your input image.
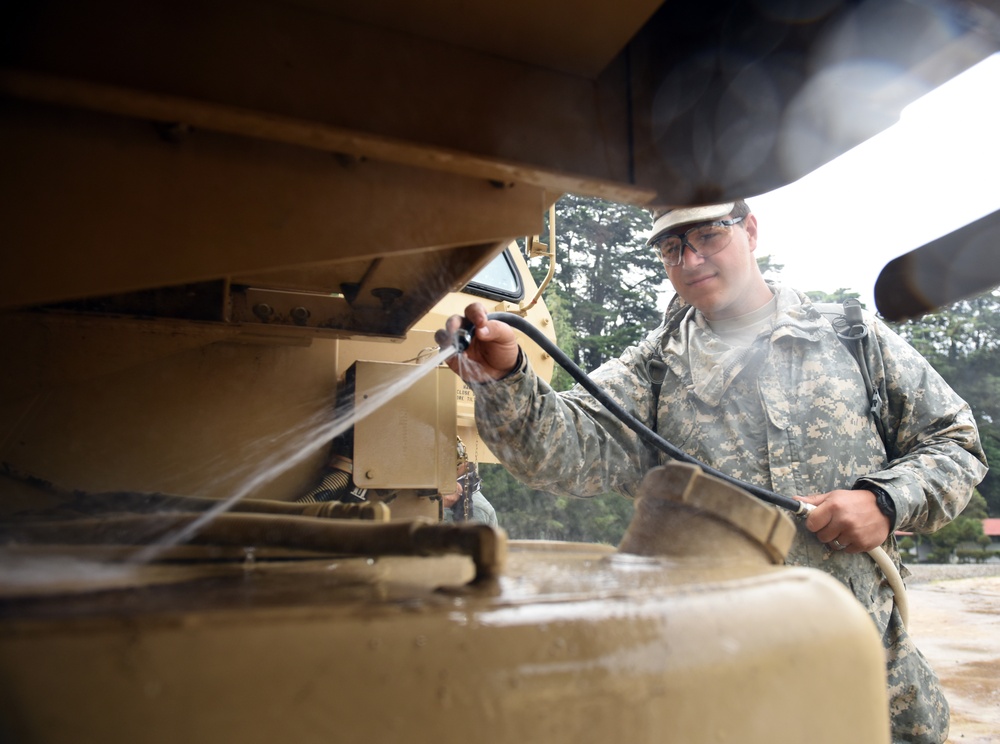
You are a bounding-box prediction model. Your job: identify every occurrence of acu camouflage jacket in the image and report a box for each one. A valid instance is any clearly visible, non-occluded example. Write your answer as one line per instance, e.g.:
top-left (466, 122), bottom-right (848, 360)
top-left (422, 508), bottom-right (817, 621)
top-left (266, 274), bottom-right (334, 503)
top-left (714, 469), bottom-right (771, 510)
top-left (472, 284), bottom-right (987, 614)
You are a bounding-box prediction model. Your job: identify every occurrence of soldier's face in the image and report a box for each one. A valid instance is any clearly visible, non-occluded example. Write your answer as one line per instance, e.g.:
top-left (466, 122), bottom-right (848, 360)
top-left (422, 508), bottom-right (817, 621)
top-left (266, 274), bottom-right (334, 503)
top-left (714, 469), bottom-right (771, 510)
top-left (662, 213), bottom-right (761, 320)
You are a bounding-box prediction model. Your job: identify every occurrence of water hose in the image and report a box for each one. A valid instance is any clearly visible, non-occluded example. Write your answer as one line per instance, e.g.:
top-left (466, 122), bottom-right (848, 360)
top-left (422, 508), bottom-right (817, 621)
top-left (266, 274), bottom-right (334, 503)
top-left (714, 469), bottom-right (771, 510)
top-left (453, 312), bottom-right (909, 628)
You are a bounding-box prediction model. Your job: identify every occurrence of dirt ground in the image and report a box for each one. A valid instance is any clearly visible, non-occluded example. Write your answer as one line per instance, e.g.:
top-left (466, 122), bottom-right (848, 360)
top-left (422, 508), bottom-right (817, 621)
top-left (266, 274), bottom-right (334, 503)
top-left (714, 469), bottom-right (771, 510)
top-left (905, 564), bottom-right (1000, 744)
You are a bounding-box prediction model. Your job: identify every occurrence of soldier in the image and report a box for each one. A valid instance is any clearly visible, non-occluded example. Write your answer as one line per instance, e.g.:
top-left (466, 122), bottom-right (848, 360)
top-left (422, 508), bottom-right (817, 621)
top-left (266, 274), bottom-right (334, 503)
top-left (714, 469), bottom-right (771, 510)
top-left (440, 199), bottom-right (987, 744)
top-left (443, 438), bottom-right (499, 527)
top-left (442, 461), bottom-right (499, 527)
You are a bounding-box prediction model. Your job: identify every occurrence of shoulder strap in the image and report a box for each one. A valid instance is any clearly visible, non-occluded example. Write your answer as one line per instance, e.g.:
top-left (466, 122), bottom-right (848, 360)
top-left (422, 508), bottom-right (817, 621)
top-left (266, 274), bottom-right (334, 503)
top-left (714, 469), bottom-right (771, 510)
top-left (815, 299), bottom-right (888, 449)
top-left (646, 353), bottom-right (668, 435)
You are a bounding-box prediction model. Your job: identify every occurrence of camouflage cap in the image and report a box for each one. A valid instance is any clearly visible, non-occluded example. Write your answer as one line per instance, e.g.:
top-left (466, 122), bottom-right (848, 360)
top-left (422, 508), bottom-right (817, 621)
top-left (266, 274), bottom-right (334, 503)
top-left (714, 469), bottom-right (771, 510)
top-left (646, 202), bottom-right (735, 246)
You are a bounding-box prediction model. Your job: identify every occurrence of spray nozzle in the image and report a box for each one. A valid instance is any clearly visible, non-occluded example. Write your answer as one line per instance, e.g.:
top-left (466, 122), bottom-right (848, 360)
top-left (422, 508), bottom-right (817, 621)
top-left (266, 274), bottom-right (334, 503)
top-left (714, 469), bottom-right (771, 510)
top-left (452, 318), bottom-right (475, 352)
top-left (435, 318), bottom-right (476, 353)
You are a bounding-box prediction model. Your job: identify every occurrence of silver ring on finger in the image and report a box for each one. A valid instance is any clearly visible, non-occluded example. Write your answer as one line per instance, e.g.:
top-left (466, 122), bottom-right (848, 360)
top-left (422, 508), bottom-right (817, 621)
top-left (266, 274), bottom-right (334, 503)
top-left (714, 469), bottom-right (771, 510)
top-left (831, 539), bottom-right (846, 551)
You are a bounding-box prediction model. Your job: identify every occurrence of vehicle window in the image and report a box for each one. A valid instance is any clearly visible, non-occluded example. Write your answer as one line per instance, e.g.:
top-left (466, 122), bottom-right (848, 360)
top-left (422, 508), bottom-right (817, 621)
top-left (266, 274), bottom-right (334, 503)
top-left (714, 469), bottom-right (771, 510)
top-left (464, 249), bottom-right (524, 302)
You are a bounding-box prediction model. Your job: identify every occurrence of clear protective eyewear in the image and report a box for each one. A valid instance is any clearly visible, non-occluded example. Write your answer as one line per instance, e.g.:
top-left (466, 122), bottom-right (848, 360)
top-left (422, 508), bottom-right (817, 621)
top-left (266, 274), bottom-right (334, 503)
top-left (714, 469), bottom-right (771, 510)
top-left (651, 216), bottom-right (745, 266)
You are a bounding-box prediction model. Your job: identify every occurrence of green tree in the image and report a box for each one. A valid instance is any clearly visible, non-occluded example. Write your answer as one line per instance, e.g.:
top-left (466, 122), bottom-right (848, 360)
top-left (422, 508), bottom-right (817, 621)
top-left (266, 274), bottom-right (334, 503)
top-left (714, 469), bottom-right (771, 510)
top-left (891, 292), bottom-right (1000, 365)
top-left (540, 194), bottom-right (666, 371)
top-left (889, 292), bottom-right (1000, 516)
top-left (962, 489), bottom-right (990, 520)
top-left (756, 254), bottom-right (784, 280)
top-left (482, 462), bottom-right (633, 544)
top-left (484, 194), bottom-right (660, 543)
top-left (924, 515), bottom-right (984, 563)
top-left (542, 288), bottom-right (580, 393)
top-left (806, 288), bottom-right (863, 306)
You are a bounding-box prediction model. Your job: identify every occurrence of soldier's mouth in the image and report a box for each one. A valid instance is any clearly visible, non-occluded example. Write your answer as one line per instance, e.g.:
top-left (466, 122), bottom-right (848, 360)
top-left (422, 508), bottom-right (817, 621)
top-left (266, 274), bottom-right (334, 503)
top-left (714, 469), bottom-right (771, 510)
top-left (685, 273), bottom-right (717, 287)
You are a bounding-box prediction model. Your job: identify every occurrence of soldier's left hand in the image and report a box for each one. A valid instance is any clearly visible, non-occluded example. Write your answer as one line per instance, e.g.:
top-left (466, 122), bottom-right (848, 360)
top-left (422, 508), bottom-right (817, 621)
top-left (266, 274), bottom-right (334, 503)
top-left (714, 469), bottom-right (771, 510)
top-left (795, 489), bottom-right (891, 553)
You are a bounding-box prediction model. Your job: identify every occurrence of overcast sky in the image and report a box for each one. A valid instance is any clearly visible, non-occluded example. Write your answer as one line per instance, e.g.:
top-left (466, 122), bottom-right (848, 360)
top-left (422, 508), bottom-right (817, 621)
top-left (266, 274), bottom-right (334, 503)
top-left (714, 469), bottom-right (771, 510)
top-left (748, 53), bottom-right (1000, 310)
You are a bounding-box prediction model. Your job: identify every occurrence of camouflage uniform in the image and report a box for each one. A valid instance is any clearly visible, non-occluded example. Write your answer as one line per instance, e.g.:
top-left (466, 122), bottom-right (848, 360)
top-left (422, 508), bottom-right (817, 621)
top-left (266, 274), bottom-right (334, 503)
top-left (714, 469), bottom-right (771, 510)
top-left (443, 488), bottom-right (499, 527)
top-left (471, 284), bottom-right (987, 744)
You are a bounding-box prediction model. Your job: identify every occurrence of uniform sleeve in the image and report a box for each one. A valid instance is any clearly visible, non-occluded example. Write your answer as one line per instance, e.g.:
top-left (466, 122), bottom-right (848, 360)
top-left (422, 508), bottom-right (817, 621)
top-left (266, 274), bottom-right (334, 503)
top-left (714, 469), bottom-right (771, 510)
top-left (470, 341), bottom-right (660, 499)
top-left (856, 318), bottom-right (988, 533)
top-left (471, 491), bottom-right (499, 527)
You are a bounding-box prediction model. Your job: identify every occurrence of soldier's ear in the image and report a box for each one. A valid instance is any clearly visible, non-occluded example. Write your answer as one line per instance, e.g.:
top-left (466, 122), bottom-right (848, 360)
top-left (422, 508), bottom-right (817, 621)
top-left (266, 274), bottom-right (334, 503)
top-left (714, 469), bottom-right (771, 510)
top-left (744, 214), bottom-right (758, 252)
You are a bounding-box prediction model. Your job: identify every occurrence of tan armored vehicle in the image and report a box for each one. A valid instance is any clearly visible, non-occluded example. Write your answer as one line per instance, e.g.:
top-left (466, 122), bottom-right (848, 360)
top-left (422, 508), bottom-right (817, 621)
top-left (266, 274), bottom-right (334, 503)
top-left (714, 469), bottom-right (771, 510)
top-left (2, 1), bottom-right (998, 742)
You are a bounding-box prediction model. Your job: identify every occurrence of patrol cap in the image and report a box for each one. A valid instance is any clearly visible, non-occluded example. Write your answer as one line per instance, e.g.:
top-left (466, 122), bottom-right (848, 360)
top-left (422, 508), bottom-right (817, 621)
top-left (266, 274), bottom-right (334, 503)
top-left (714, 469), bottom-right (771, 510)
top-left (646, 202), bottom-right (736, 246)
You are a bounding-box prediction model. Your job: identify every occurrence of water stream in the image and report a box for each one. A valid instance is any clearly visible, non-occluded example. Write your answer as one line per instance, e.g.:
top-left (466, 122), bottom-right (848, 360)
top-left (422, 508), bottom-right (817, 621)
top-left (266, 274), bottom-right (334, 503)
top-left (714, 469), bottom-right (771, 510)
top-left (129, 344), bottom-right (460, 564)
top-left (0, 343), bottom-right (469, 594)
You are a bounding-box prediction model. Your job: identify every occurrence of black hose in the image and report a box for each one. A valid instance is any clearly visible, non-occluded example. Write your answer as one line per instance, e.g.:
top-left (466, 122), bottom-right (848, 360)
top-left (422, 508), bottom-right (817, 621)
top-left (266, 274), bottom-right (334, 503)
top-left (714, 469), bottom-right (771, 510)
top-left (468, 312), bottom-right (809, 516)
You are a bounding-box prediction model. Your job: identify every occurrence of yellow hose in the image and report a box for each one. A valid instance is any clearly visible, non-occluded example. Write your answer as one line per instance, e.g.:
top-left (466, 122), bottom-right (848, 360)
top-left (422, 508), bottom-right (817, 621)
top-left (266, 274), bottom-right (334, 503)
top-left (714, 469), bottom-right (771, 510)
top-left (869, 545), bottom-right (910, 630)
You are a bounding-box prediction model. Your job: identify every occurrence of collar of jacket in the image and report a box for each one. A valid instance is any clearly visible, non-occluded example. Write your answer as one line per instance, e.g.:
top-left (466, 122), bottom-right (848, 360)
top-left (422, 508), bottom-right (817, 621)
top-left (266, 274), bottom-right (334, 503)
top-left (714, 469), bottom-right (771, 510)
top-left (656, 283), bottom-right (837, 406)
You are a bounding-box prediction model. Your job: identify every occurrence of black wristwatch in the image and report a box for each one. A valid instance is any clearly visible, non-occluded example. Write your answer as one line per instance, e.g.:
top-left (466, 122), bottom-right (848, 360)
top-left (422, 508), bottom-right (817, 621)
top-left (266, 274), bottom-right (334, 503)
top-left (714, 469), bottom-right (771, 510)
top-left (857, 482), bottom-right (897, 530)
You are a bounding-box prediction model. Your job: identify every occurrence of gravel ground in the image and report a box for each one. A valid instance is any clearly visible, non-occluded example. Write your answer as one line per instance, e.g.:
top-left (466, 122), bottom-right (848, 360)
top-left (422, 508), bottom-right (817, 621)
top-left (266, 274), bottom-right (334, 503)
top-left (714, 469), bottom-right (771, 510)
top-left (905, 561), bottom-right (1000, 584)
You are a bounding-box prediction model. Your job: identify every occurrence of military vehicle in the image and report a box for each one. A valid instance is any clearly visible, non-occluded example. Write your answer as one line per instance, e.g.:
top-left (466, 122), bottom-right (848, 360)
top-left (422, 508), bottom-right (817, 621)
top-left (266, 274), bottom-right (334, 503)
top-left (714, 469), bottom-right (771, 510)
top-left (2, 0), bottom-right (999, 742)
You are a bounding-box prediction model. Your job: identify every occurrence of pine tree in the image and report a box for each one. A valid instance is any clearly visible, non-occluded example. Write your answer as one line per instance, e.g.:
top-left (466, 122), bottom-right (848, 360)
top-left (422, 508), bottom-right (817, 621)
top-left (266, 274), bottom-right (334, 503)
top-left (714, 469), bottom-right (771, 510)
top-left (487, 194), bottom-right (670, 542)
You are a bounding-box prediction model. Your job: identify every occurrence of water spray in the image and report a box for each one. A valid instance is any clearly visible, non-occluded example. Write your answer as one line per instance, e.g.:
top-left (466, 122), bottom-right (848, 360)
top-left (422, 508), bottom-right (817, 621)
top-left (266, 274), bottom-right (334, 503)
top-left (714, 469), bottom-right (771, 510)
top-left (131, 345), bottom-right (460, 564)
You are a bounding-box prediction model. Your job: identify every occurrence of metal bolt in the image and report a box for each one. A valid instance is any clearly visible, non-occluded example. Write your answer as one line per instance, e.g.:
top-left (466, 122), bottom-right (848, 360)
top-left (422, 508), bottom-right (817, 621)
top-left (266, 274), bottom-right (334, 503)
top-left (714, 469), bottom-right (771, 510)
top-left (291, 306), bottom-right (310, 325)
top-left (371, 287), bottom-right (403, 310)
top-left (252, 303), bottom-right (274, 322)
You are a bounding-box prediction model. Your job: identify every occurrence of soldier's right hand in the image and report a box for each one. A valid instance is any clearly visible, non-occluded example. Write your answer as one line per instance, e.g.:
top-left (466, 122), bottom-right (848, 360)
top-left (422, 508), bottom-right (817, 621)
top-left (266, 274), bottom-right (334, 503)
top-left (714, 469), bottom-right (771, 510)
top-left (436, 302), bottom-right (521, 383)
